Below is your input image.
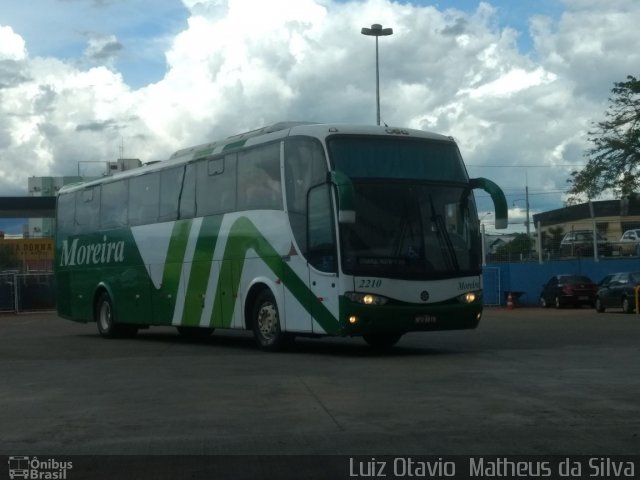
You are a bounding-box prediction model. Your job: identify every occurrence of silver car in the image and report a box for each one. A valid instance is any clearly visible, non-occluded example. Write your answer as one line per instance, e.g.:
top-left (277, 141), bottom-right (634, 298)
top-left (618, 229), bottom-right (640, 256)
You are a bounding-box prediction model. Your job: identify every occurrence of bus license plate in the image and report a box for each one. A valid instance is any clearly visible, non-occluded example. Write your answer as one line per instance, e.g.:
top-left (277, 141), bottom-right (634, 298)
top-left (415, 315), bottom-right (437, 325)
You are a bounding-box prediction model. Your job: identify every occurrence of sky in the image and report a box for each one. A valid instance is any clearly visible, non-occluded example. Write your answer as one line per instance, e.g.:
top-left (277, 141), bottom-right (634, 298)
top-left (0, 0), bottom-right (638, 235)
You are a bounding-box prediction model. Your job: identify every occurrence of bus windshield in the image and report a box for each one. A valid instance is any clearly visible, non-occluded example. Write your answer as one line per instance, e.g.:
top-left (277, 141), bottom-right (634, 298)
top-left (328, 136), bottom-right (480, 278)
top-left (339, 181), bottom-right (480, 278)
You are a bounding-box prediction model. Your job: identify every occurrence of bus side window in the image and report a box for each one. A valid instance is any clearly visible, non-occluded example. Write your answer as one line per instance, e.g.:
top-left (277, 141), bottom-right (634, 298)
top-left (179, 163), bottom-right (196, 219)
top-left (196, 154), bottom-right (237, 216)
top-left (307, 184), bottom-right (337, 273)
top-left (75, 187), bottom-right (100, 233)
top-left (100, 180), bottom-right (128, 229)
top-left (159, 167), bottom-right (184, 222)
top-left (129, 172), bottom-right (160, 226)
top-left (237, 143), bottom-right (282, 211)
top-left (56, 192), bottom-right (76, 235)
top-left (284, 137), bottom-right (328, 256)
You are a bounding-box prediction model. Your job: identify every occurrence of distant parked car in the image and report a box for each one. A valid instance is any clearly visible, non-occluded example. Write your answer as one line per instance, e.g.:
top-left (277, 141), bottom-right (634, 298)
top-left (617, 229), bottom-right (640, 256)
top-left (559, 230), bottom-right (612, 257)
top-left (539, 274), bottom-right (598, 308)
top-left (595, 271), bottom-right (640, 313)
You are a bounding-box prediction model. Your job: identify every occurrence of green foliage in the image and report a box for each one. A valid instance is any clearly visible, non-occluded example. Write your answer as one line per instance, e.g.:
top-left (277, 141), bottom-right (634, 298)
top-left (568, 75), bottom-right (640, 200)
top-left (495, 233), bottom-right (533, 256)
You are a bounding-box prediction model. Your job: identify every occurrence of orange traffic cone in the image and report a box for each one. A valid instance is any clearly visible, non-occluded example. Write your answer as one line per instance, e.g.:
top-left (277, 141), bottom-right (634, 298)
top-left (506, 292), bottom-right (514, 310)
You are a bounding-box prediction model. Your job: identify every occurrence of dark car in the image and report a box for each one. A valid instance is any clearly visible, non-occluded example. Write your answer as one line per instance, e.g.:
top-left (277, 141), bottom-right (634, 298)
top-left (559, 230), bottom-right (612, 257)
top-left (595, 271), bottom-right (640, 313)
top-left (539, 274), bottom-right (598, 308)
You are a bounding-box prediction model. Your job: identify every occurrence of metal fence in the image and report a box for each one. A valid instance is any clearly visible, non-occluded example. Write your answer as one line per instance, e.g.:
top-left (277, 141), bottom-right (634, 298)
top-left (0, 272), bottom-right (55, 313)
top-left (486, 240), bottom-right (640, 264)
top-left (483, 255), bottom-right (640, 307)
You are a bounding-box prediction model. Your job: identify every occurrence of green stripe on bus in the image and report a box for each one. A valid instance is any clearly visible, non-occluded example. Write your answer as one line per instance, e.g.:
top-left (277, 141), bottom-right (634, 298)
top-left (182, 215), bottom-right (223, 326)
top-left (222, 139), bottom-right (247, 152)
top-left (214, 216), bottom-right (340, 334)
top-left (192, 146), bottom-right (216, 159)
top-left (159, 220), bottom-right (193, 317)
top-left (274, 255), bottom-right (341, 335)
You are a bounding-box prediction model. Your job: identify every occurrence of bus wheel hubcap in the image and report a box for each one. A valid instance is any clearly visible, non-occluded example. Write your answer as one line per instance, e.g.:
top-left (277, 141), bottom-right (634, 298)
top-left (100, 303), bottom-right (111, 331)
top-left (257, 303), bottom-right (278, 340)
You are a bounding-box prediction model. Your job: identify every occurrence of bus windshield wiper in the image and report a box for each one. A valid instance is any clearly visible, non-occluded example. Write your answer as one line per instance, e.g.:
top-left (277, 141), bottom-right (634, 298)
top-left (391, 197), bottom-right (411, 264)
top-left (391, 190), bottom-right (423, 266)
top-left (429, 195), bottom-right (459, 271)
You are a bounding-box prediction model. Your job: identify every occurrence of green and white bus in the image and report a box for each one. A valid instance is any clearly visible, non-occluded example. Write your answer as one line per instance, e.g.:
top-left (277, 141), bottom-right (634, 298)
top-left (55, 122), bottom-right (507, 350)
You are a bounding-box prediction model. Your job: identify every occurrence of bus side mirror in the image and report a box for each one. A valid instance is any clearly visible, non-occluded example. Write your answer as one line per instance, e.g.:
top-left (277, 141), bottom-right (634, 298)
top-left (328, 170), bottom-right (356, 223)
top-left (469, 177), bottom-right (508, 229)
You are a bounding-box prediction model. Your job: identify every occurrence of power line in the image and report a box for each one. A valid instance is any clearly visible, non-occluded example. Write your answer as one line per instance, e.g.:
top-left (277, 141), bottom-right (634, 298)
top-left (512, 190), bottom-right (569, 196)
top-left (476, 189), bottom-right (569, 197)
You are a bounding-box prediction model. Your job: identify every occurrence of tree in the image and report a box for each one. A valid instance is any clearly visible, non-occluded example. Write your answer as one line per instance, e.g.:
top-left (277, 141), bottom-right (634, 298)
top-left (495, 233), bottom-right (533, 258)
top-left (568, 76), bottom-right (640, 200)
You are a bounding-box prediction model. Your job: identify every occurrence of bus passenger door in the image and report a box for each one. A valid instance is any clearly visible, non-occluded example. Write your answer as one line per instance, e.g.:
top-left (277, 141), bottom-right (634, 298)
top-left (281, 258), bottom-right (313, 333)
top-left (308, 269), bottom-right (339, 334)
top-left (307, 185), bottom-right (340, 334)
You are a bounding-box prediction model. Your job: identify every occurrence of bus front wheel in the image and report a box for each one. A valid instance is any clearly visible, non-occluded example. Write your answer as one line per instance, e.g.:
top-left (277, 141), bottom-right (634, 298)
top-left (252, 290), bottom-right (292, 351)
top-left (95, 292), bottom-right (137, 338)
top-left (363, 333), bottom-right (402, 349)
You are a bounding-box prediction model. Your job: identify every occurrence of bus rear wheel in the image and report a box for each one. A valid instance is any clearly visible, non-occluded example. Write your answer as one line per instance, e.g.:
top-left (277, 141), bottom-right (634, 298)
top-left (363, 333), bottom-right (403, 349)
top-left (95, 292), bottom-right (137, 338)
top-left (252, 290), bottom-right (292, 351)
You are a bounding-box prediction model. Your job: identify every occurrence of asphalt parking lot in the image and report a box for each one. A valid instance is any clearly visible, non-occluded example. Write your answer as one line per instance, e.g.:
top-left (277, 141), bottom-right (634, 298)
top-left (1, 307), bottom-right (639, 459)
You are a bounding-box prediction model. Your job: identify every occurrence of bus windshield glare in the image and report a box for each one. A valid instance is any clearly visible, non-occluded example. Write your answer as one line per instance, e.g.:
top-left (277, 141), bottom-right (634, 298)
top-left (328, 136), bottom-right (467, 182)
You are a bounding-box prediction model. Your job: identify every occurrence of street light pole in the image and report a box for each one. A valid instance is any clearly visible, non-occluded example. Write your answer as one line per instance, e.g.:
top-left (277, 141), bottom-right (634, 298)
top-left (525, 184), bottom-right (530, 239)
top-left (361, 23), bottom-right (393, 126)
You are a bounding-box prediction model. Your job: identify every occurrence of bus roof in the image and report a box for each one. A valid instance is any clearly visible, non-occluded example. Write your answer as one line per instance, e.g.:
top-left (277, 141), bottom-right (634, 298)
top-left (58, 122), bottom-right (456, 195)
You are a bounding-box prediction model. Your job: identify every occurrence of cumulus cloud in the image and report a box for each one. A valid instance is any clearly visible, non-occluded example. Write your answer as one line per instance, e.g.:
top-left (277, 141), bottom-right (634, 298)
top-left (84, 34), bottom-right (124, 65)
top-left (0, 25), bottom-right (27, 61)
top-left (530, 0), bottom-right (640, 100)
top-left (0, 0), bottom-right (638, 229)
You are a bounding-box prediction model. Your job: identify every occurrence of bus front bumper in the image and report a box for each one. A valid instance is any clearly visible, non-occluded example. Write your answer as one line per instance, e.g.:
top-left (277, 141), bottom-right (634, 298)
top-left (338, 297), bottom-right (482, 336)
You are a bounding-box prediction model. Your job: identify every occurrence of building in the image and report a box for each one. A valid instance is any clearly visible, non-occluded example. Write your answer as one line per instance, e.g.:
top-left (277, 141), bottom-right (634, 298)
top-left (532, 199), bottom-right (640, 252)
top-left (27, 176), bottom-right (84, 238)
top-left (0, 237), bottom-right (54, 271)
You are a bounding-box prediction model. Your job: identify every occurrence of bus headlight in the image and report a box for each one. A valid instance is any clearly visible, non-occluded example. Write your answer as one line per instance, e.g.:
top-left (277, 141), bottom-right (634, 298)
top-left (457, 291), bottom-right (481, 304)
top-left (345, 292), bottom-right (389, 305)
